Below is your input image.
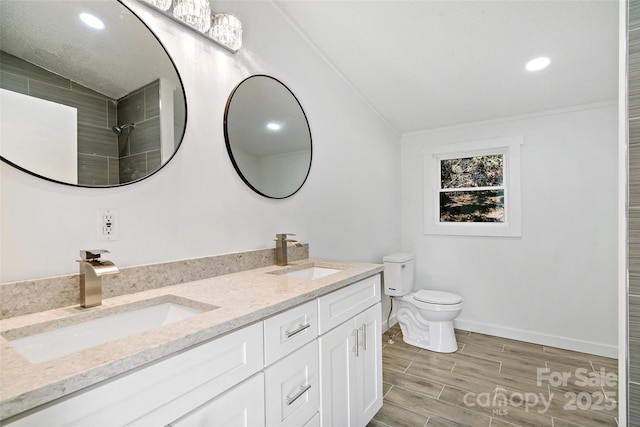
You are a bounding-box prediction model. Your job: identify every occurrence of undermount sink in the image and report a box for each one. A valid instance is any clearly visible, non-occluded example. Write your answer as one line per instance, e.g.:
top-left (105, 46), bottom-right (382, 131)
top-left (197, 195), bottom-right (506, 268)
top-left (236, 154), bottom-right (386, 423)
top-left (6, 300), bottom-right (211, 363)
top-left (282, 266), bottom-right (342, 280)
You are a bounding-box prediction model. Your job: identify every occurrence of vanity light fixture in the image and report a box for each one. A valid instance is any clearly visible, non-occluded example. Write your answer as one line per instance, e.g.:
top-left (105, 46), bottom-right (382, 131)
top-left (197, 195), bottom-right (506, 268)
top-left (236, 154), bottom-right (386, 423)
top-left (525, 56), bottom-right (551, 72)
top-left (266, 122), bottom-right (282, 131)
top-left (138, 0), bottom-right (242, 53)
top-left (209, 13), bottom-right (242, 52)
top-left (173, 0), bottom-right (211, 32)
top-left (79, 12), bottom-right (105, 30)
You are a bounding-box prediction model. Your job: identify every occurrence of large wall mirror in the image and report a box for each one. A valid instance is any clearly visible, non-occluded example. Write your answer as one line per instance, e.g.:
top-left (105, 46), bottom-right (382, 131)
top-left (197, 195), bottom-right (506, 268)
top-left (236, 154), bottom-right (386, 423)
top-left (0, 0), bottom-right (187, 187)
top-left (224, 75), bottom-right (312, 199)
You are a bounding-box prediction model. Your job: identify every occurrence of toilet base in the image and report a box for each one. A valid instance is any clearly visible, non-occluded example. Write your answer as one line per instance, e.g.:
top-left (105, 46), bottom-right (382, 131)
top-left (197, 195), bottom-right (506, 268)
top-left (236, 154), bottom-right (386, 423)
top-left (395, 303), bottom-right (459, 353)
top-left (398, 320), bottom-right (458, 353)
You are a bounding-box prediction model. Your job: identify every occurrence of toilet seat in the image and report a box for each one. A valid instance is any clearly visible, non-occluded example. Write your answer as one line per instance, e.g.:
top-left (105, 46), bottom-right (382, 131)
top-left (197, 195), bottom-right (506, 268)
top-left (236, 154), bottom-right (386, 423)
top-left (413, 290), bottom-right (462, 305)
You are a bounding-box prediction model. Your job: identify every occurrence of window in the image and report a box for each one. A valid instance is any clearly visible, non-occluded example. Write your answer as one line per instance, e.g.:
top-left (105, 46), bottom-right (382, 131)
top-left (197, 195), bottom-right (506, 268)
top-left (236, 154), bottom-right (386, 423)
top-left (423, 136), bottom-right (522, 237)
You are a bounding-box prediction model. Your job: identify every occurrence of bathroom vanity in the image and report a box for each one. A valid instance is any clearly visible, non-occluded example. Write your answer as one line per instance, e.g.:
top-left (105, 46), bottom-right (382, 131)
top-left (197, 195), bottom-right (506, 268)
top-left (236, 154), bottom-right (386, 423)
top-left (0, 259), bottom-right (383, 426)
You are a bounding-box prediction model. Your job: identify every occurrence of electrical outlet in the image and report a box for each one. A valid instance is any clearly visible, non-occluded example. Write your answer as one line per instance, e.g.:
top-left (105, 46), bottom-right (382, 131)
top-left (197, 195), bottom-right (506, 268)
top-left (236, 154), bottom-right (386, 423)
top-left (97, 209), bottom-right (119, 241)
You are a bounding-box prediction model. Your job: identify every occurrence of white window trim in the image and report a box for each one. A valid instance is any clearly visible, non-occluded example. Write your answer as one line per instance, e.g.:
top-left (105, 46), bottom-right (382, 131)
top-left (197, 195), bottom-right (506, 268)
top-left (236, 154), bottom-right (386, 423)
top-left (423, 136), bottom-right (523, 237)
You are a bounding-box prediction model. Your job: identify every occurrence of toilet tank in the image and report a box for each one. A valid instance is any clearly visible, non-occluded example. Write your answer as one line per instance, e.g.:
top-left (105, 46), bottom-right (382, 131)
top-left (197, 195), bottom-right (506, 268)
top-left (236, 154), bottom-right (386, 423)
top-left (382, 253), bottom-right (415, 296)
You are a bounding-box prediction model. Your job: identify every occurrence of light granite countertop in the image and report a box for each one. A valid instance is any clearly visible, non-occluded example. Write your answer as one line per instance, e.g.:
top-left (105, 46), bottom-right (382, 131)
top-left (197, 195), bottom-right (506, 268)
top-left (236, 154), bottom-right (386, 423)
top-left (0, 259), bottom-right (383, 421)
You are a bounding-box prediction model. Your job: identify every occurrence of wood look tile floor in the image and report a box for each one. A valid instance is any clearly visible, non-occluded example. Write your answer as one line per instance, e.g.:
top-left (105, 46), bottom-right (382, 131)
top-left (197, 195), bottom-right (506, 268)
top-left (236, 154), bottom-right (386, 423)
top-left (369, 327), bottom-right (619, 427)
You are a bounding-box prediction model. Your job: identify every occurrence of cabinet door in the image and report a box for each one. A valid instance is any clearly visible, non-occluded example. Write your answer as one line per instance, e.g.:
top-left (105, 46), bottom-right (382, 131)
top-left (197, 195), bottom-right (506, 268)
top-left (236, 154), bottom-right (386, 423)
top-left (265, 340), bottom-right (319, 427)
top-left (355, 303), bottom-right (383, 427)
top-left (319, 319), bottom-right (358, 427)
top-left (302, 413), bottom-right (320, 427)
top-left (169, 373), bottom-right (265, 427)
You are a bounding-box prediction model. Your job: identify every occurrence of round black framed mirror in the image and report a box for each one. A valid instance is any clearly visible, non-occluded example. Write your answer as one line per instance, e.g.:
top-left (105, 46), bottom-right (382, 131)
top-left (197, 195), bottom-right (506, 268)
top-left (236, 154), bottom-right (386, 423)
top-left (0, 0), bottom-right (187, 187)
top-left (224, 75), bottom-right (312, 199)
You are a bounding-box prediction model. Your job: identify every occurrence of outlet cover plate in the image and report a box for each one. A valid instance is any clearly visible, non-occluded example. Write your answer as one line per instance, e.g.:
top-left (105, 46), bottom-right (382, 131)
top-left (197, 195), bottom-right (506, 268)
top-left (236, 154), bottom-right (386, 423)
top-left (97, 209), bottom-right (119, 241)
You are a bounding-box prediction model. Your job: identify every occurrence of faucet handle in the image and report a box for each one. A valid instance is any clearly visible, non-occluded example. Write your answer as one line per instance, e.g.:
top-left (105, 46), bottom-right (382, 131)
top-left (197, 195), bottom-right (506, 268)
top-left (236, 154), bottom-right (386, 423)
top-left (80, 249), bottom-right (110, 261)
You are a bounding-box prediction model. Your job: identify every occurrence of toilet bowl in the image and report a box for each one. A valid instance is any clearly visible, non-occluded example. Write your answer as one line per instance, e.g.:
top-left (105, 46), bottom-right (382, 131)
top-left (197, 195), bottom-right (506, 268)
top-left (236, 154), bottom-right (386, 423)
top-left (383, 253), bottom-right (463, 353)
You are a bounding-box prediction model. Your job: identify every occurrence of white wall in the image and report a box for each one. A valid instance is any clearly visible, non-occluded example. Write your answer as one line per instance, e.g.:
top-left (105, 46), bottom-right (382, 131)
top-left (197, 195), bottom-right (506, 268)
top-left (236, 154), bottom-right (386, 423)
top-left (400, 103), bottom-right (618, 357)
top-left (0, 0), bottom-right (401, 282)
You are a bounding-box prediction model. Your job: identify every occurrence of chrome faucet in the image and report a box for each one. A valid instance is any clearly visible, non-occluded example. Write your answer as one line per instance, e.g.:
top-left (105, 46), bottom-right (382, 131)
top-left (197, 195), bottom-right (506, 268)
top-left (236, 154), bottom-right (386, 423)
top-left (77, 249), bottom-right (119, 308)
top-left (275, 233), bottom-right (302, 266)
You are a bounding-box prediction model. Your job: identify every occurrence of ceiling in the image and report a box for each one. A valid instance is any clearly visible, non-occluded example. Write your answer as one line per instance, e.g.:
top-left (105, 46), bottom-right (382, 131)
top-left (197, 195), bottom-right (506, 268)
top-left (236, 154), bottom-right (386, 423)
top-left (273, 0), bottom-right (620, 134)
top-left (1, 1), bottom-right (619, 134)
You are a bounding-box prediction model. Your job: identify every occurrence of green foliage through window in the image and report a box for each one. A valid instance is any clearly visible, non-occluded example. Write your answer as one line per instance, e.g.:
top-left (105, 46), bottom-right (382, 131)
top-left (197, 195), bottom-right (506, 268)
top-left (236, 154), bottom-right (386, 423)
top-left (439, 154), bottom-right (505, 223)
top-left (440, 155), bottom-right (503, 189)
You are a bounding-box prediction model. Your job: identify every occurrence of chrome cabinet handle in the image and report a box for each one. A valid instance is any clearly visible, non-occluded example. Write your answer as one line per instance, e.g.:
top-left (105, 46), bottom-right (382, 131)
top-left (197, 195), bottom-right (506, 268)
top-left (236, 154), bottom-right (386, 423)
top-left (352, 329), bottom-right (359, 357)
top-left (286, 384), bottom-right (312, 406)
top-left (360, 323), bottom-right (367, 351)
top-left (285, 322), bottom-right (311, 338)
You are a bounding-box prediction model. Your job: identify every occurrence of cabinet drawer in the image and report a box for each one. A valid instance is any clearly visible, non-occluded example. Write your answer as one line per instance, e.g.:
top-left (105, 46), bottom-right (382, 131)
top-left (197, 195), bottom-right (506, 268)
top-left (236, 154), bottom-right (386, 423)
top-left (264, 300), bottom-right (318, 365)
top-left (169, 373), bottom-right (265, 427)
top-left (265, 340), bottom-right (319, 427)
top-left (317, 274), bottom-right (381, 334)
top-left (129, 322), bottom-right (264, 425)
top-left (5, 322), bottom-right (264, 427)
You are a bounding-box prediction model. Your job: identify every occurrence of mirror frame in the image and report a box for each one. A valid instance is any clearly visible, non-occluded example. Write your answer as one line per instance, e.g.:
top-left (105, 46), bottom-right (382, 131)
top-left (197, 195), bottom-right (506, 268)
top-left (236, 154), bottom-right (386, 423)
top-left (223, 75), bottom-right (312, 199)
top-left (0, 0), bottom-right (188, 188)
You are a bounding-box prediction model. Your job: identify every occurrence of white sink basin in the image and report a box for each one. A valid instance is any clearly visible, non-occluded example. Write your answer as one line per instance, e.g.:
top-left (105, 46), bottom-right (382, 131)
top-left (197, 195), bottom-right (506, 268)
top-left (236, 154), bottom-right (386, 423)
top-left (283, 266), bottom-right (342, 280)
top-left (8, 302), bottom-right (205, 363)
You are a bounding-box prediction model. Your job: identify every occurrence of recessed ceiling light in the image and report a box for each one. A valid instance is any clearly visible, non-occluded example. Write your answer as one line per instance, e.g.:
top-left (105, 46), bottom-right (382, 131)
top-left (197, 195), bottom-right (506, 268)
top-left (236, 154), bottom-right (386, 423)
top-left (525, 57), bottom-right (551, 72)
top-left (79, 12), bottom-right (105, 30)
top-left (266, 122), bottom-right (281, 131)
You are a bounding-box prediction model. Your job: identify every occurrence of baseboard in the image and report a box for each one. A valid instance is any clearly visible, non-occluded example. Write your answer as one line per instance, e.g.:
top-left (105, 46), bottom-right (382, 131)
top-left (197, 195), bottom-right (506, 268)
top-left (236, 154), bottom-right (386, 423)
top-left (453, 319), bottom-right (618, 359)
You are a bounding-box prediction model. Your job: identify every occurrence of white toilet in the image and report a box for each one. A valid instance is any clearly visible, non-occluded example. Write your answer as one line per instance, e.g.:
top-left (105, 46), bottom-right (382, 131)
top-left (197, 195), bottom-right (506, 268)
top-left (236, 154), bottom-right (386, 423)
top-left (383, 253), bottom-right (463, 353)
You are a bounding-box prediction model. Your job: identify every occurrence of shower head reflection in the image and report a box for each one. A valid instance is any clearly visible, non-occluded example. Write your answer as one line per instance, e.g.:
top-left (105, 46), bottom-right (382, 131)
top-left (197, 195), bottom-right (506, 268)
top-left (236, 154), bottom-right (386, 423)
top-left (112, 123), bottom-right (135, 135)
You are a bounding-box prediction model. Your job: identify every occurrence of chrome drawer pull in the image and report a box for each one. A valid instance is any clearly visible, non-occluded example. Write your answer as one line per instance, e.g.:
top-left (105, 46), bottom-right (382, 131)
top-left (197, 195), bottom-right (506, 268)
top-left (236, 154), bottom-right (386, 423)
top-left (360, 323), bottom-right (367, 350)
top-left (352, 329), bottom-right (359, 357)
top-left (285, 323), bottom-right (311, 338)
top-left (286, 384), bottom-right (312, 406)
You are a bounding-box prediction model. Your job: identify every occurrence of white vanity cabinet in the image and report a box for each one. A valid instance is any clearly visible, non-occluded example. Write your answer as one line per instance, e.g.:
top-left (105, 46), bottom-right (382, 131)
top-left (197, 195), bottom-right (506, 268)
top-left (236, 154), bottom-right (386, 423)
top-left (3, 272), bottom-right (382, 427)
top-left (318, 275), bottom-right (383, 427)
